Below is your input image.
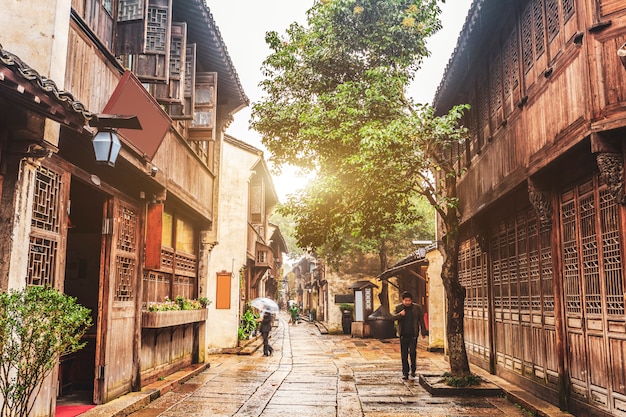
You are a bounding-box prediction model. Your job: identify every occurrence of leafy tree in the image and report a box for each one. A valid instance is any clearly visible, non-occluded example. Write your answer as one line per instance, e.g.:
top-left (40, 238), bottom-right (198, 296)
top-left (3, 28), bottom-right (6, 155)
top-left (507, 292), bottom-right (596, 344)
top-left (0, 286), bottom-right (92, 416)
top-left (269, 210), bottom-right (306, 260)
top-left (251, 0), bottom-right (471, 376)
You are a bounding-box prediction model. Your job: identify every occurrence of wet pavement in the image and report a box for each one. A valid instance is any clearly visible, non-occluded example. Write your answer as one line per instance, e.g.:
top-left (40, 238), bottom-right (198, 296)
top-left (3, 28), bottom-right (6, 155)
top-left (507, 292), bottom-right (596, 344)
top-left (119, 313), bottom-right (549, 417)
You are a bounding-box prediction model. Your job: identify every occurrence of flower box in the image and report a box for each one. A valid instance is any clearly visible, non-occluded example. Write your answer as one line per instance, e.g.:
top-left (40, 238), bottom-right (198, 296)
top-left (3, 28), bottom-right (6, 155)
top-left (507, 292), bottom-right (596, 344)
top-left (141, 309), bottom-right (208, 328)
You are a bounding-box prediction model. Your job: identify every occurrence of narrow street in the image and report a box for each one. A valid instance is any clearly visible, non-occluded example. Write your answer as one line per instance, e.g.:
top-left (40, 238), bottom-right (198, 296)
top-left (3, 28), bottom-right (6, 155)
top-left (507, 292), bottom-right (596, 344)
top-left (123, 314), bottom-right (536, 417)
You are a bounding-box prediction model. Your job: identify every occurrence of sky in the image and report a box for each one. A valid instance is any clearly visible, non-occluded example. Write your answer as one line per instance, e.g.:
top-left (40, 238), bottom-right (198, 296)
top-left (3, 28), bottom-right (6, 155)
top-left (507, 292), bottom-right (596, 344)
top-left (208, 0), bottom-right (474, 201)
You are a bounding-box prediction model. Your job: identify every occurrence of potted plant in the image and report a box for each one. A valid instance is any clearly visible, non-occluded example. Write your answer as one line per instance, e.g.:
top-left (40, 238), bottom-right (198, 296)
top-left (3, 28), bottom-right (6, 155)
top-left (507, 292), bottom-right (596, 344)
top-left (340, 303), bottom-right (354, 334)
top-left (142, 296), bottom-right (210, 328)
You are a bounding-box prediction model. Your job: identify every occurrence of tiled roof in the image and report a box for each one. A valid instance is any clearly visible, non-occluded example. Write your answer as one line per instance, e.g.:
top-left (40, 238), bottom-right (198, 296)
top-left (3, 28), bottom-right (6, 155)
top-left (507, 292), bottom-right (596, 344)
top-left (0, 44), bottom-right (91, 132)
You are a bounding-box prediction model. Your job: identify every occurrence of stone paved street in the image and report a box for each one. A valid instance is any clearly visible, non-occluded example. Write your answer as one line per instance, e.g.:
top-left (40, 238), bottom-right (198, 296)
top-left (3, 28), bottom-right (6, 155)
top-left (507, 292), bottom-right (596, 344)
top-left (122, 313), bottom-right (538, 417)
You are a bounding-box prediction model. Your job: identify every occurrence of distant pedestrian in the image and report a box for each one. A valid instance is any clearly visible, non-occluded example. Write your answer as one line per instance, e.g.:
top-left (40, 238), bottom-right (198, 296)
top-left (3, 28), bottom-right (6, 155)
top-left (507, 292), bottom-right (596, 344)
top-left (289, 304), bottom-right (299, 325)
top-left (392, 291), bottom-right (428, 380)
top-left (257, 311), bottom-right (274, 356)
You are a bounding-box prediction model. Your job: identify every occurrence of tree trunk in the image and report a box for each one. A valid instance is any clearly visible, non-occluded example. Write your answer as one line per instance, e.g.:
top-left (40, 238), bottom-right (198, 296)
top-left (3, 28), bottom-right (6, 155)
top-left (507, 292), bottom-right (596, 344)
top-left (440, 175), bottom-right (471, 377)
top-left (378, 239), bottom-right (389, 311)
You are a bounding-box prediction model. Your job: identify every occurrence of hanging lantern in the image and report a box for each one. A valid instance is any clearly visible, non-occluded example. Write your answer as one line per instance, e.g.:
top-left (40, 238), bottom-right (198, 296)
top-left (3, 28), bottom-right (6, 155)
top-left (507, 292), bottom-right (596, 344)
top-left (92, 129), bottom-right (122, 167)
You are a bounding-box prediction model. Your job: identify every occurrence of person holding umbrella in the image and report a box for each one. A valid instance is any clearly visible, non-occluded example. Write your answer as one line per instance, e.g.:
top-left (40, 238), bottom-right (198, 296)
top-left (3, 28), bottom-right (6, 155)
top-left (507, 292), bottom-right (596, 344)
top-left (250, 298), bottom-right (278, 357)
top-left (256, 310), bottom-right (273, 356)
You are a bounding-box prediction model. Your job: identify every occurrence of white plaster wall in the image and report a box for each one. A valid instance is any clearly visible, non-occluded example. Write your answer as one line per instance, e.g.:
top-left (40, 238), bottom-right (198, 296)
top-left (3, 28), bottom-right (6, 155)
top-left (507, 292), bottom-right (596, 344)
top-left (205, 141), bottom-right (259, 350)
top-left (1, 0), bottom-right (71, 148)
top-left (426, 249), bottom-right (446, 351)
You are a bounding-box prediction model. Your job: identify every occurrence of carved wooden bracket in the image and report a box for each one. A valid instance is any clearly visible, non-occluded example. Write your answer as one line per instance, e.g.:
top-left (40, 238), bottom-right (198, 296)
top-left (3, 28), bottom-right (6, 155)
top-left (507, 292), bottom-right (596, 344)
top-left (597, 152), bottom-right (626, 205)
top-left (528, 182), bottom-right (553, 227)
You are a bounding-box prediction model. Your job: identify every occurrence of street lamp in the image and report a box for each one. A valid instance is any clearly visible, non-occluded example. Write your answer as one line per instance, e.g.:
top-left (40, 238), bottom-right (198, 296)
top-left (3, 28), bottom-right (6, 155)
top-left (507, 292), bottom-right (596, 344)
top-left (92, 129), bottom-right (122, 167)
top-left (89, 114), bottom-right (142, 167)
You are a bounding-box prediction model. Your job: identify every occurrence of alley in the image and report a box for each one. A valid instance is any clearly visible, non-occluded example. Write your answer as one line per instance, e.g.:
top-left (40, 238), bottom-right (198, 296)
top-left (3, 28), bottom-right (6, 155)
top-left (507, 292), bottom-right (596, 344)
top-left (122, 314), bottom-right (536, 417)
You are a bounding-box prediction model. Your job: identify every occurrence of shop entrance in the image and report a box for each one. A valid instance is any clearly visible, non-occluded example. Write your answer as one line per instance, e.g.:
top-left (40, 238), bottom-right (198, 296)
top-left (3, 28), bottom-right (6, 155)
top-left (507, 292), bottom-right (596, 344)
top-left (59, 178), bottom-right (105, 404)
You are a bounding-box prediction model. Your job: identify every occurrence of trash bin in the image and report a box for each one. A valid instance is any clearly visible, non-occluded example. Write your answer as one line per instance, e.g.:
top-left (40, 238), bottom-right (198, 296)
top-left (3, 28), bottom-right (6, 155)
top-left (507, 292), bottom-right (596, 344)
top-left (341, 310), bottom-right (352, 335)
top-left (367, 306), bottom-right (396, 339)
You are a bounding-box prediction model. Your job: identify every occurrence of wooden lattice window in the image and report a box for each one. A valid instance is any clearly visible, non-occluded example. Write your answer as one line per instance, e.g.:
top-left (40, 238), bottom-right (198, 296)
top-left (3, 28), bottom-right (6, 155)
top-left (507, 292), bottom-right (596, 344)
top-left (561, 192), bottom-right (581, 314)
top-left (489, 54), bottom-right (503, 115)
top-left (506, 217), bottom-right (517, 311)
top-left (540, 221), bottom-right (554, 313)
top-left (562, 0), bottom-right (575, 22)
top-left (546, 0), bottom-right (560, 41)
top-left (599, 189), bottom-right (624, 316)
top-left (522, 3), bottom-right (534, 74)
top-left (528, 212), bottom-right (542, 311)
top-left (27, 237), bottom-right (58, 287)
top-left (27, 166), bottom-right (64, 287)
top-left (492, 224), bottom-right (504, 310)
top-left (117, 206), bottom-right (137, 253)
top-left (560, 179), bottom-right (625, 318)
top-left (115, 255), bottom-right (135, 301)
top-left (32, 167), bottom-right (61, 233)
top-left (478, 77), bottom-right (489, 144)
top-left (116, 0), bottom-right (171, 83)
top-left (153, 22), bottom-right (187, 116)
top-left (118, 0), bottom-right (143, 21)
top-left (533, 0), bottom-right (546, 58)
top-left (518, 213), bottom-right (530, 312)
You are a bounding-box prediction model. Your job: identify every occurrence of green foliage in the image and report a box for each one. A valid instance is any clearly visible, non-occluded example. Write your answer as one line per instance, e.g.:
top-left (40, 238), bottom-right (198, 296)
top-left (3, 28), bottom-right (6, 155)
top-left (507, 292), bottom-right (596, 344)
top-left (442, 372), bottom-right (482, 387)
top-left (0, 286), bottom-right (92, 416)
top-left (238, 306), bottom-right (259, 341)
top-left (270, 210), bottom-right (306, 259)
top-left (252, 0), bottom-right (472, 376)
top-left (339, 303), bottom-right (354, 312)
top-left (146, 296), bottom-right (210, 312)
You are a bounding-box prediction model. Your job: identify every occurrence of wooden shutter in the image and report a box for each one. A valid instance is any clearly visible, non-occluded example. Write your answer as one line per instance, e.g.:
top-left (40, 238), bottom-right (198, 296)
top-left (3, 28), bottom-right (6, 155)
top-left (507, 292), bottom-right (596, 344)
top-left (144, 202), bottom-right (163, 270)
top-left (153, 22), bottom-right (187, 116)
top-left (188, 72), bottom-right (217, 141)
top-left (216, 272), bottom-right (231, 309)
top-left (116, 0), bottom-right (172, 83)
top-left (179, 43), bottom-right (196, 120)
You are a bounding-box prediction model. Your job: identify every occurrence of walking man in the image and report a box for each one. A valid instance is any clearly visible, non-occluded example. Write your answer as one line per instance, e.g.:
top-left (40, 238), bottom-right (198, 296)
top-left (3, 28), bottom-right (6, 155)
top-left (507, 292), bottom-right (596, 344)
top-left (392, 291), bottom-right (428, 380)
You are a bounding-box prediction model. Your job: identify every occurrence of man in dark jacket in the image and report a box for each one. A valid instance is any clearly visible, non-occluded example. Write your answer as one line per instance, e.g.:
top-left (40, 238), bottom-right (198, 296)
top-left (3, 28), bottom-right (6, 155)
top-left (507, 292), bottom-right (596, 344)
top-left (392, 291), bottom-right (428, 379)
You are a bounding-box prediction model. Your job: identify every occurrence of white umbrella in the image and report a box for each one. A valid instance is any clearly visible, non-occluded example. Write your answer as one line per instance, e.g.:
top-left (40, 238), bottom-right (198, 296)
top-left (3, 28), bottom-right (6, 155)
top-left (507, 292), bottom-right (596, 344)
top-left (250, 297), bottom-right (279, 314)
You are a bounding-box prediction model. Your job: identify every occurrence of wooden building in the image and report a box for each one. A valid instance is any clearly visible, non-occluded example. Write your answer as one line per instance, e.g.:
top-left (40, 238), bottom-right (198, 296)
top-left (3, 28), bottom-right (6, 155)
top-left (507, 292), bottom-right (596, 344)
top-left (434, 1), bottom-right (626, 416)
top-left (0, 0), bottom-right (247, 413)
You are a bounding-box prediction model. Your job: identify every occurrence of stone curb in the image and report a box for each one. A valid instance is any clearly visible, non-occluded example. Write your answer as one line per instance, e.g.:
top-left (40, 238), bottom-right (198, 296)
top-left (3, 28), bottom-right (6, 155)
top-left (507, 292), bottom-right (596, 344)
top-left (471, 366), bottom-right (574, 417)
top-left (79, 363), bottom-right (209, 417)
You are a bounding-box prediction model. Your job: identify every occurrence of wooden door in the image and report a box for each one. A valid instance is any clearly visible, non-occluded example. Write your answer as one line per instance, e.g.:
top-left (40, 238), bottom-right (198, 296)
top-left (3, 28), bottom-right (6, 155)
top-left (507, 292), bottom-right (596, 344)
top-left (94, 197), bottom-right (140, 403)
top-left (559, 177), bottom-right (626, 414)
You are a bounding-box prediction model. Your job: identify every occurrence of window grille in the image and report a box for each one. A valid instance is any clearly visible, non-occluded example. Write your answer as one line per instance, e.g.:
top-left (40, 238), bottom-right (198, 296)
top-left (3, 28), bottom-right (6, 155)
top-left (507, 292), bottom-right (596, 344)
top-left (489, 54), bottom-right (503, 114)
top-left (145, 5), bottom-right (168, 53)
top-left (27, 166), bottom-right (63, 287)
top-left (561, 195), bottom-right (582, 314)
top-left (117, 205), bottom-right (137, 253)
top-left (118, 0), bottom-right (143, 21)
top-left (540, 221), bottom-right (554, 312)
top-left (522, 4), bottom-right (534, 74)
top-left (27, 237), bottom-right (57, 287)
top-left (599, 189), bottom-right (625, 316)
top-left (562, 0), bottom-right (575, 22)
top-left (579, 192), bottom-right (602, 316)
top-left (32, 166), bottom-right (61, 233)
top-left (115, 255), bottom-right (135, 301)
top-left (533, 0), bottom-right (546, 58)
top-left (528, 212), bottom-right (542, 311)
top-left (546, 0), bottom-right (560, 41)
top-left (518, 214), bottom-right (530, 312)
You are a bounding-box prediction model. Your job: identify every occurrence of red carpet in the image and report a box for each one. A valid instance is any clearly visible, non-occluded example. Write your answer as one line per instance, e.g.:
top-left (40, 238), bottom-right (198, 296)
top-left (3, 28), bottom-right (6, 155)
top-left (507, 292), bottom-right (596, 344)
top-left (55, 405), bottom-right (95, 417)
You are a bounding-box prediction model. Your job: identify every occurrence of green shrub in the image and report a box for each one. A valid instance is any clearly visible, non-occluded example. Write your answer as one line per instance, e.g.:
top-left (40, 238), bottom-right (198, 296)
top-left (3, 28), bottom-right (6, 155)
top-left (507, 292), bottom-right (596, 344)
top-left (0, 286), bottom-right (92, 416)
top-left (442, 372), bottom-right (482, 387)
top-left (238, 306), bottom-right (259, 340)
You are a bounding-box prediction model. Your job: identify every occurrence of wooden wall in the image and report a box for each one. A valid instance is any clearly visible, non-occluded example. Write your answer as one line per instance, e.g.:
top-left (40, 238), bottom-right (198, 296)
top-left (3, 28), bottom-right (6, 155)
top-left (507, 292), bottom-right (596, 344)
top-left (453, 0), bottom-right (626, 224)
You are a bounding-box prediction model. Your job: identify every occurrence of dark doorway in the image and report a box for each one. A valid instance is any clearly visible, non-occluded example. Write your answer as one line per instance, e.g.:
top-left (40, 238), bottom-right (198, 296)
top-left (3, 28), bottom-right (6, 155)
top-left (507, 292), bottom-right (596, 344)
top-left (59, 178), bottom-right (105, 403)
